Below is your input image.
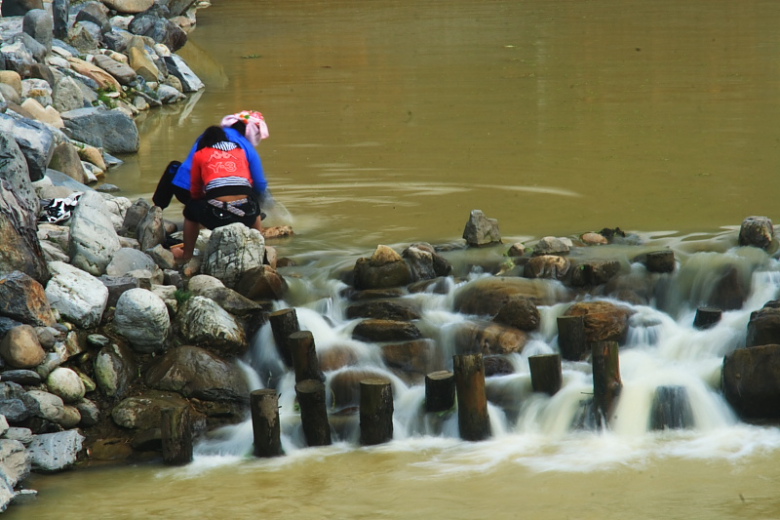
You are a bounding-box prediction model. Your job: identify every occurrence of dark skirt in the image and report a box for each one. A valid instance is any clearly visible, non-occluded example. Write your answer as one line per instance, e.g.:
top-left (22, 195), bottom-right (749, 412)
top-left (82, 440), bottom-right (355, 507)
top-left (183, 194), bottom-right (260, 230)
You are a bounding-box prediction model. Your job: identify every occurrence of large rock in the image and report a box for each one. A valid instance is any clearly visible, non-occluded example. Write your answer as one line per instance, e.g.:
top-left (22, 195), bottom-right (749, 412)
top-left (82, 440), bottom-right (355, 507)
top-left (22, 9), bottom-right (53, 53)
top-left (235, 265), bottom-right (288, 300)
top-left (145, 346), bottom-right (250, 403)
top-left (454, 276), bottom-right (571, 316)
top-left (738, 216), bottom-right (774, 250)
top-left (1, 0), bottom-right (44, 16)
top-left (492, 296), bottom-right (540, 331)
top-left (0, 113), bottom-right (54, 182)
top-left (164, 54), bottom-right (204, 93)
top-left (352, 319), bottom-right (422, 343)
top-left (723, 344), bottom-right (780, 419)
top-left (175, 296), bottom-right (247, 356)
top-left (45, 261), bottom-right (109, 328)
top-left (93, 342), bottom-right (136, 399)
top-left (0, 271), bottom-right (56, 326)
top-left (746, 304), bottom-right (780, 347)
top-left (113, 288), bottom-right (170, 353)
top-left (111, 393), bottom-right (189, 430)
top-left (61, 107), bottom-right (139, 154)
top-left (0, 325), bottom-right (45, 369)
top-left (46, 367), bottom-right (86, 404)
top-left (564, 301), bottom-right (634, 343)
top-left (28, 430), bottom-right (84, 473)
top-left (68, 190), bottom-right (122, 276)
top-left (402, 242), bottom-right (451, 281)
top-left (202, 223), bottom-right (265, 289)
top-left (453, 320), bottom-right (528, 355)
top-left (353, 245), bottom-right (412, 290)
top-left (102, 0), bottom-right (155, 14)
top-left (462, 209), bottom-right (501, 247)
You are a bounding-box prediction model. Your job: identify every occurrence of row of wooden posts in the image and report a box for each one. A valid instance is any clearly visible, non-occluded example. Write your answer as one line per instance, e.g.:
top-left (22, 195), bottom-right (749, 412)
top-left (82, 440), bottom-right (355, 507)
top-left (161, 308), bottom-right (720, 465)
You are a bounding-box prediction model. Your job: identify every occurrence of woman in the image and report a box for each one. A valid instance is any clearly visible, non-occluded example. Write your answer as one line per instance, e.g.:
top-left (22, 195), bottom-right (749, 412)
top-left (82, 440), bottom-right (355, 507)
top-left (172, 123), bottom-right (267, 263)
top-left (153, 110), bottom-right (269, 209)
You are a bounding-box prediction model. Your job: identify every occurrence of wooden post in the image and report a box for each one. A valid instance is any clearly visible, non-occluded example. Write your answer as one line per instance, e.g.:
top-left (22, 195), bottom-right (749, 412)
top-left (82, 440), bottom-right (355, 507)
top-left (161, 406), bottom-right (192, 466)
top-left (288, 331), bottom-right (325, 383)
top-left (557, 315), bottom-right (587, 361)
top-left (693, 307), bottom-right (722, 330)
top-left (650, 385), bottom-right (693, 430)
top-left (250, 389), bottom-right (283, 457)
top-left (591, 341), bottom-right (622, 424)
top-left (295, 379), bottom-right (332, 447)
top-left (359, 378), bottom-right (393, 445)
top-left (269, 308), bottom-right (299, 367)
top-left (529, 354), bottom-right (562, 395)
top-left (453, 353), bottom-right (491, 441)
top-left (425, 370), bottom-right (455, 413)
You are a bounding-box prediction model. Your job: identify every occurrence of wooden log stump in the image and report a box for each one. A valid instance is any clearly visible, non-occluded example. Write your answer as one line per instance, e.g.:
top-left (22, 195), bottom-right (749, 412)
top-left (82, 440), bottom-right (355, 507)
top-left (650, 385), bottom-right (694, 430)
top-left (161, 406), bottom-right (192, 466)
top-left (269, 308), bottom-right (299, 367)
top-left (359, 378), bottom-right (394, 445)
top-left (591, 341), bottom-right (622, 424)
top-left (453, 353), bottom-right (491, 441)
top-left (295, 379), bottom-right (332, 447)
top-left (288, 330), bottom-right (325, 383)
top-left (425, 370), bottom-right (455, 413)
top-left (693, 307), bottom-right (722, 330)
top-left (251, 389), bottom-right (283, 457)
top-left (557, 315), bottom-right (587, 361)
top-left (529, 354), bottom-right (562, 396)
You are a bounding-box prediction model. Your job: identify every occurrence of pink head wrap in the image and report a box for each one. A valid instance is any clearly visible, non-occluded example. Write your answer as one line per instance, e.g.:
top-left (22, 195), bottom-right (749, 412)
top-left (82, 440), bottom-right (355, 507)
top-left (220, 110), bottom-right (269, 146)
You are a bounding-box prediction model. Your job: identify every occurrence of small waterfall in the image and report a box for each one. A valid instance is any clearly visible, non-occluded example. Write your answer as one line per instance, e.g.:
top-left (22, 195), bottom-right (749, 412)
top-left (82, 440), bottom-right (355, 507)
top-left (194, 241), bottom-right (780, 464)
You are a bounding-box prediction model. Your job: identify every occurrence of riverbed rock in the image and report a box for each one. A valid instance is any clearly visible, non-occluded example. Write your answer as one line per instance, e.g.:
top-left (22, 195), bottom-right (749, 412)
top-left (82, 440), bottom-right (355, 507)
top-left (0, 271), bottom-right (56, 326)
top-left (454, 276), bottom-right (570, 316)
top-left (144, 345), bottom-right (250, 403)
top-left (533, 236), bottom-right (572, 256)
top-left (175, 296), bottom-right (247, 356)
top-left (723, 343), bottom-right (780, 419)
top-left (235, 265), bottom-right (288, 301)
top-left (746, 303), bottom-right (780, 347)
top-left (524, 254), bottom-right (572, 281)
top-left (202, 223), bottom-right (265, 289)
top-left (105, 248), bottom-right (162, 284)
top-left (28, 429), bottom-right (84, 473)
top-left (45, 261), bottom-right (108, 328)
top-left (453, 320), bottom-right (528, 355)
top-left (0, 325), bottom-right (45, 369)
top-left (564, 301), bottom-right (634, 343)
top-left (93, 342), bottom-right (137, 399)
top-left (569, 258), bottom-right (622, 287)
top-left (345, 299), bottom-right (422, 321)
top-left (738, 216), bottom-right (774, 250)
top-left (113, 288), bottom-right (170, 353)
top-left (0, 113), bottom-right (54, 183)
top-left (354, 245), bottom-right (413, 290)
top-left (22, 9), bottom-right (53, 53)
top-left (68, 190), bottom-right (122, 276)
top-left (462, 209), bottom-right (501, 247)
top-left (402, 242), bottom-right (452, 281)
top-left (46, 367), bottom-right (86, 404)
top-left (110, 393), bottom-right (190, 430)
top-left (381, 339), bottom-right (435, 380)
top-left (61, 107), bottom-right (140, 154)
top-left (352, 319), bottom-right (422, 343)
top-left (164, 54), bottom-right (205, 92)
top-left (492, 296), bottom-right (540, 332)
top-left (2, 0), bottom-right (44, 17)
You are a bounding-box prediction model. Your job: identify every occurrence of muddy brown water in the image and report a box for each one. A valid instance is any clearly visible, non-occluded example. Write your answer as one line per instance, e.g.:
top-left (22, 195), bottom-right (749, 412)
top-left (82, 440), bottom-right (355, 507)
top-left (11, 1), bottom-right (780, 518)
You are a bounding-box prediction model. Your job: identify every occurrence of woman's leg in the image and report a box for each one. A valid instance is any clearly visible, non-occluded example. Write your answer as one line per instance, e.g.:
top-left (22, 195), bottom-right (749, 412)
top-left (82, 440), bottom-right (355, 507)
top-left (173, 217), bottom-right (200, 262)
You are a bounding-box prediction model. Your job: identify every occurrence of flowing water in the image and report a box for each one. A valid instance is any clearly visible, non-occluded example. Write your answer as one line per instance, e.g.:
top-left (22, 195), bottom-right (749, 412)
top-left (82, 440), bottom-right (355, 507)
top-left (12, 0), bottom-right (780, 518)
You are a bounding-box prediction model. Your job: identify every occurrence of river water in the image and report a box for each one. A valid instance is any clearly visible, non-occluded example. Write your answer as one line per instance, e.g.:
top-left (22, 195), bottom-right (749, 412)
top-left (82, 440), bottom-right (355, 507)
top-left (11, 0), bottom-right (780, 518)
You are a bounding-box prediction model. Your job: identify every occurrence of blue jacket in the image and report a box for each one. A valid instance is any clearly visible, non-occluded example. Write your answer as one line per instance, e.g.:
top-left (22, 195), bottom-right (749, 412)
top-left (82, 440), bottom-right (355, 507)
top-left (173, 127), bottom-right (268, 195)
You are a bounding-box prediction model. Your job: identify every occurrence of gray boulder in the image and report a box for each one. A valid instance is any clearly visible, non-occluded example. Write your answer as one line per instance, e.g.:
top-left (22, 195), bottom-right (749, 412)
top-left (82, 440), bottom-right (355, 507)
top-left (463, 209), bottom-right (501, 247)
top-left (145, 345), bottom-right (250, 402)
top-left (113, 288), bottom-right (170, 353)
top-left (0, 113), bottom-right (55, 182)
top-left (28, 430), bottom-right (84, 473)
top-left (93, 342), bottom-right (137, 398)
top-left (45, 261), bottom-right (109, 328)
top-left (22, 9), bottom-right (53, 53)
top-left (68, 190), bottom-right (122, 276)
top-left (175, 296), bottom-right (247, 356)
top-left (202, 222), bottom-right (265, 289)
top-left (61, 107), bottom-right (140, 154)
